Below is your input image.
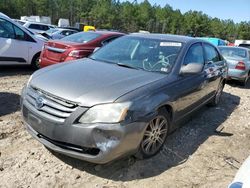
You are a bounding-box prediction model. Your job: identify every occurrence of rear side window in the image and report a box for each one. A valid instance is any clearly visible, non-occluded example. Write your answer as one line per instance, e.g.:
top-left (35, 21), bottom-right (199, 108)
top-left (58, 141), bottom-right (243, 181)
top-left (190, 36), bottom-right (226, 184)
top-left (0, 18), bottom-right (15, 39)
top-left (184, 43), bottom-right (204, 65)
top-left (61, 32), bottom-right (101, 43)
top-left (204, 44), bottom-right (221, 63)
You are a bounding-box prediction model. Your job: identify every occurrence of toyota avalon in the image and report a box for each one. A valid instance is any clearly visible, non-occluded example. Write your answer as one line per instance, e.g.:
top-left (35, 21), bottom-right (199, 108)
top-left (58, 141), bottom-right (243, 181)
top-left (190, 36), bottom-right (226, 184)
top-left (21, 34), bottom-right (227, 164)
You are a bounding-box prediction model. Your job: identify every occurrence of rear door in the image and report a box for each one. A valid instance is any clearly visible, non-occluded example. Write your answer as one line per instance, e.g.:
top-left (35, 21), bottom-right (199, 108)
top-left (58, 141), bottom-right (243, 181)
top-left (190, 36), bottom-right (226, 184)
top-left (0, 18), bottom-right (29, 65)
top-left (203, 43), bottom-right (225, 97)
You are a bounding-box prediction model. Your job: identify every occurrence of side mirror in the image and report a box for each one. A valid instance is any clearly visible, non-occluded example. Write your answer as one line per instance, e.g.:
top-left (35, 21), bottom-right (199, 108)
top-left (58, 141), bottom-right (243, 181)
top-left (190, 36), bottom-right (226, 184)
top-left (180, 63), bottom-right (203, 75)
top-left (93, 47), bottom-right (100, 53)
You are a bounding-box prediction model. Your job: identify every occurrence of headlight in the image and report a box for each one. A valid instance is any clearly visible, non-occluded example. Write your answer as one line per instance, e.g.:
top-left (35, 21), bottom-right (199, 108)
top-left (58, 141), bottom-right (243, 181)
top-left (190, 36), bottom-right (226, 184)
top-left (79, 102), bottom-right (131, 124)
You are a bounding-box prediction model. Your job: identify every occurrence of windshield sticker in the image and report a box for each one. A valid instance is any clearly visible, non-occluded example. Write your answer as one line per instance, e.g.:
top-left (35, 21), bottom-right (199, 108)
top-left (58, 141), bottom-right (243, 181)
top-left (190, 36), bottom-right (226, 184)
top-left (161, 68), bottom-right (169, 72)
top-left (160, 42), bottom-right (182, 47)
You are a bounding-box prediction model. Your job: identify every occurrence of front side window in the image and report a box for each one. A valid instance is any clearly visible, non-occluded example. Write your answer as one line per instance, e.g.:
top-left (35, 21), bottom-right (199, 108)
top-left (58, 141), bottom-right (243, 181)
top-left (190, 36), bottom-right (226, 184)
top-left (184, 43), bottom-right (204, 65)
top-left (204, 44), bottom-right (221, 63)
top-left (13, 25), bottom-right (25, 40)
top-left (91, 36), bottom-right (183, 73)
top-left (0, 18), bottom-right (15, 39)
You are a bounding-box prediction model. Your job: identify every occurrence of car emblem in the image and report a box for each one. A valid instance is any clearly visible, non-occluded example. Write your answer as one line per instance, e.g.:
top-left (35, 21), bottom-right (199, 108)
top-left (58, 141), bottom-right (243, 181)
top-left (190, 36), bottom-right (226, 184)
top-left (35, 96), bottom-right (46, 109)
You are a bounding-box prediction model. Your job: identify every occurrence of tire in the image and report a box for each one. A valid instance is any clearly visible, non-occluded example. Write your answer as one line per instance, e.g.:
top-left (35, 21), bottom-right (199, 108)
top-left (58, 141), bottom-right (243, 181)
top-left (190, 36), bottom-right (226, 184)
top-left (31, 53), bottom-right (41, 70)
top-left (208, 80), bottom-right (224, 107)
top-left (239, 75), bottom-right (249, 87)
top-left (135, 109), bottom-right (170, 159)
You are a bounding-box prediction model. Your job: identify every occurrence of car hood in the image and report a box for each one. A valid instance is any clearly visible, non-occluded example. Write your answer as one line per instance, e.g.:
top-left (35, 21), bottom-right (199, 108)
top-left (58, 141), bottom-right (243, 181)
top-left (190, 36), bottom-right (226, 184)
top-left (30, 59), bottom-right (166, 107)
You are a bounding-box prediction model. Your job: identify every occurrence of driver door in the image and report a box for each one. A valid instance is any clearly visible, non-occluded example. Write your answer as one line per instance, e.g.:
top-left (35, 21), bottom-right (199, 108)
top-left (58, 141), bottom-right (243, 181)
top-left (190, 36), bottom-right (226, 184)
top-left (174, 42), bottom-right (209, 120)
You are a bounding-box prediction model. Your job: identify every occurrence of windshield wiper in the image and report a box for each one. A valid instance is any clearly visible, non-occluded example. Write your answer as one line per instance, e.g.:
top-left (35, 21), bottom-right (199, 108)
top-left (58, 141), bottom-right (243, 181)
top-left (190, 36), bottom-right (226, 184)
top-left (116, 63), bottom-right (139, 70)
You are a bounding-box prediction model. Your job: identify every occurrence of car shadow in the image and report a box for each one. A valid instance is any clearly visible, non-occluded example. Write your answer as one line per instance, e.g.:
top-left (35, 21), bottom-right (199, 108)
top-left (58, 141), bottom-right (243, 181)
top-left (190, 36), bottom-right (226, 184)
top-left (51, 91), bottom-right (240, 181)
top-left (0, 65), bottom-right (33, 77)
top-left (0, 92), bottom-right (20, 116)
top-left (226, 80), bottom-right (250, 89)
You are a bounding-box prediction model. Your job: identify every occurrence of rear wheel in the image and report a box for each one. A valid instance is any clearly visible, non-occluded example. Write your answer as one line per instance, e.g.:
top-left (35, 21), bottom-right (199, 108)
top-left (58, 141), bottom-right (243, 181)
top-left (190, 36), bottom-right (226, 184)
top-left (240, 73), bottom-right (249, 87)
top-left (208, 80), bottom-right (224, 106)
top-left (136, 109), bottom-right (169, 159)
top-left (31, 53), bottom-right (41, 70)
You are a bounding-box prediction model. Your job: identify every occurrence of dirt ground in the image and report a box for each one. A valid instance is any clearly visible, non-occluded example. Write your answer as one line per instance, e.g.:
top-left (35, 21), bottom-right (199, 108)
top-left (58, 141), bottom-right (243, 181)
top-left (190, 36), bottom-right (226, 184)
top-left (0, 66), bottom-right (250, 188)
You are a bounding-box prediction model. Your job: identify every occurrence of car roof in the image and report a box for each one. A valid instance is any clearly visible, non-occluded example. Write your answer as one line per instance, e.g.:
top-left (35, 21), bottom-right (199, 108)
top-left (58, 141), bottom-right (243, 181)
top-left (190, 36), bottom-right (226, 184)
top-left (93, 30), bottom-right (125, 36)
top-left (128, 33), bottom-right (204, 43)
top-left (218, 46), bottom-right (249, 51)
top-left (24, 21), bottom-right (54, 27)
top-left (0, 12), bottom-right (9, 19)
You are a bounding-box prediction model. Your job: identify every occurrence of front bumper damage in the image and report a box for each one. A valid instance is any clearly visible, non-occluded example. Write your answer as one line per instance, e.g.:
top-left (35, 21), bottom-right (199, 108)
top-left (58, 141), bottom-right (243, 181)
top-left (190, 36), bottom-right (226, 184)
top-left (22, 100), bottom-right (146, 164)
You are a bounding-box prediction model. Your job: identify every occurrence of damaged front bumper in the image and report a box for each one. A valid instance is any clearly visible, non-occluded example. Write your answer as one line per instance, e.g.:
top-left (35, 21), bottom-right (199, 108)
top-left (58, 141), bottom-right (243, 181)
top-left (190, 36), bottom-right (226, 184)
top-left (22, 103), bottom-right (146, 164)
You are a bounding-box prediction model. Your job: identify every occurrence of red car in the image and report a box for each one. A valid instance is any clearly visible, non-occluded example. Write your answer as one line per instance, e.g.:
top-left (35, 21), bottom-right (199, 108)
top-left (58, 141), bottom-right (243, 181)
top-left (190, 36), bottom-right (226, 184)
top-left (39, 31), bottom-right (124, 68)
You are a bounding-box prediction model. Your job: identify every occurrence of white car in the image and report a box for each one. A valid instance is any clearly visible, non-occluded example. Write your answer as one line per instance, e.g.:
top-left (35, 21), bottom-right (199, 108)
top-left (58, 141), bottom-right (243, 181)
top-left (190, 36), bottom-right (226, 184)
top-left (0, 13), bottom-right (46, 69)
top-left (228, 156), bottom-right (250, 188)
top-left (23, 21), bottom-right (55, 34)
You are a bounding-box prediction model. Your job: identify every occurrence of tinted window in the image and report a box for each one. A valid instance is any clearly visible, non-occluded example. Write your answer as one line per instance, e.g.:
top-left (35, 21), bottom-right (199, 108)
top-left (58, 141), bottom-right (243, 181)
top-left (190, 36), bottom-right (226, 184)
top-left (91, 36), bottom-right (182, 73)
top-left (102, 36), bottom-right (119, 46)
top-left (61, 32), bottom-right (101, 43)
top-left (0, 18), bottom-right (15, 38)
top-left (239, 43), bottom-right (250, 49)
top-left (204, 44), bottom-right (221, 62)
top-left (184, 43), bottom-right (204, 65)
top-left (13, 25), bottom-right (25, 40)
top-left (29, 24), bottom-right (48, 31)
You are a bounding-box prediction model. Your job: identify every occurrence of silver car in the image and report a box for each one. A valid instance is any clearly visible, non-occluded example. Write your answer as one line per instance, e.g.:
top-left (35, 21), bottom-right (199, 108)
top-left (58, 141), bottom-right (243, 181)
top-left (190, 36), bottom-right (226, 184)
top-left (218, 46), bottom-right (250, 86)
top-left (21, 34), bottom-right (227, 164)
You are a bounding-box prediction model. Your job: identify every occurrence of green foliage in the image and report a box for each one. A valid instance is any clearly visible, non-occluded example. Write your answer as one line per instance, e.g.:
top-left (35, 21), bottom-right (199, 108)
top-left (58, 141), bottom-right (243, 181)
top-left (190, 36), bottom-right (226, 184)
top-left (0, 0), bottom-right (249, 41)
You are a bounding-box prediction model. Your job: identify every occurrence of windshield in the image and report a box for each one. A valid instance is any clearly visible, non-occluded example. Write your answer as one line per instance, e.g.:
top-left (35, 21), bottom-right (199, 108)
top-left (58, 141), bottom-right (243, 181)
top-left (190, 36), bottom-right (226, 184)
top-left (219, 47), bottom-right (247, 58)
top-left (61, 32), bottom-right (101, 43)
top-left (90, 36), bottom-right (182, 73)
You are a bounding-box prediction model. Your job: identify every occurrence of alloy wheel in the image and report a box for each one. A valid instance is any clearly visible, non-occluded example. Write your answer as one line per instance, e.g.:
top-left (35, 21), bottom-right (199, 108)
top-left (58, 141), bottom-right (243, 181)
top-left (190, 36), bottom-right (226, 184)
top-left (141, 116), bottom-right (168, 156)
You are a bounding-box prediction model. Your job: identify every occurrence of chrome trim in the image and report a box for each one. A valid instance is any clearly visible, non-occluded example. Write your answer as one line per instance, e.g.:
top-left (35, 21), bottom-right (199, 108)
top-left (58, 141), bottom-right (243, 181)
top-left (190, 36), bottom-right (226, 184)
top-left (47, 46), bottom-right (66, 53)
top-left (25, 87), bottom-right (78, 123)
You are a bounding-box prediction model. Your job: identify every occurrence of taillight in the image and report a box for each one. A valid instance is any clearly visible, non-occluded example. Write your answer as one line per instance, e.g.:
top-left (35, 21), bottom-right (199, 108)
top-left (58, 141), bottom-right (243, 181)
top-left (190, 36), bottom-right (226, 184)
top-left (235, 61), bottom-right (245, 70)
top-left (68, 50), bottom-right (86, 58)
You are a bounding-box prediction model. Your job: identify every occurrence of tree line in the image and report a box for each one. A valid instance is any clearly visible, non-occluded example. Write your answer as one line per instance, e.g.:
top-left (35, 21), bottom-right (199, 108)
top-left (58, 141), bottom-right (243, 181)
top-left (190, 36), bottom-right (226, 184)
top-left (1, 0), bottom-right (250, 41)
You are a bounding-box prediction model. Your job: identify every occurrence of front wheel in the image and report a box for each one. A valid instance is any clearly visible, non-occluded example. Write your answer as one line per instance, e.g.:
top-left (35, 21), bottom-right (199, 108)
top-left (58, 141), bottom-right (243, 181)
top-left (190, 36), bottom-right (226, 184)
top-left (136, 109), bottom-right (169, 159)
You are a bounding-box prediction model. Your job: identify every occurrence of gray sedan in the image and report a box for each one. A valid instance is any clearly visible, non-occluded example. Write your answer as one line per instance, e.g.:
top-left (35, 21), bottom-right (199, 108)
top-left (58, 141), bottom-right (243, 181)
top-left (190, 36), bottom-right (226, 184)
top-left (21, 34), bottom-right (227, 164)
top-left (218, 46), bottom-right (250, 86)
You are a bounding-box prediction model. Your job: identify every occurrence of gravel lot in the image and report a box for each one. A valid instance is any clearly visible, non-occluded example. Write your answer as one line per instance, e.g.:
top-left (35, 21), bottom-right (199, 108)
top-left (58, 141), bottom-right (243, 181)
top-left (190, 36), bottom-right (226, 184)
top-left (0, 66), bottom-right (250, 188)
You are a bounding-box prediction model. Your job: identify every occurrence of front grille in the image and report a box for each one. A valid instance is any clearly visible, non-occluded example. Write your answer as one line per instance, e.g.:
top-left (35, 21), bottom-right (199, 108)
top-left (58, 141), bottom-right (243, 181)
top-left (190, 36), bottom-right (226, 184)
top-left (25, 86), bottom-right (78, 123)
top-left (38, 134), bottom-right (100, 156)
